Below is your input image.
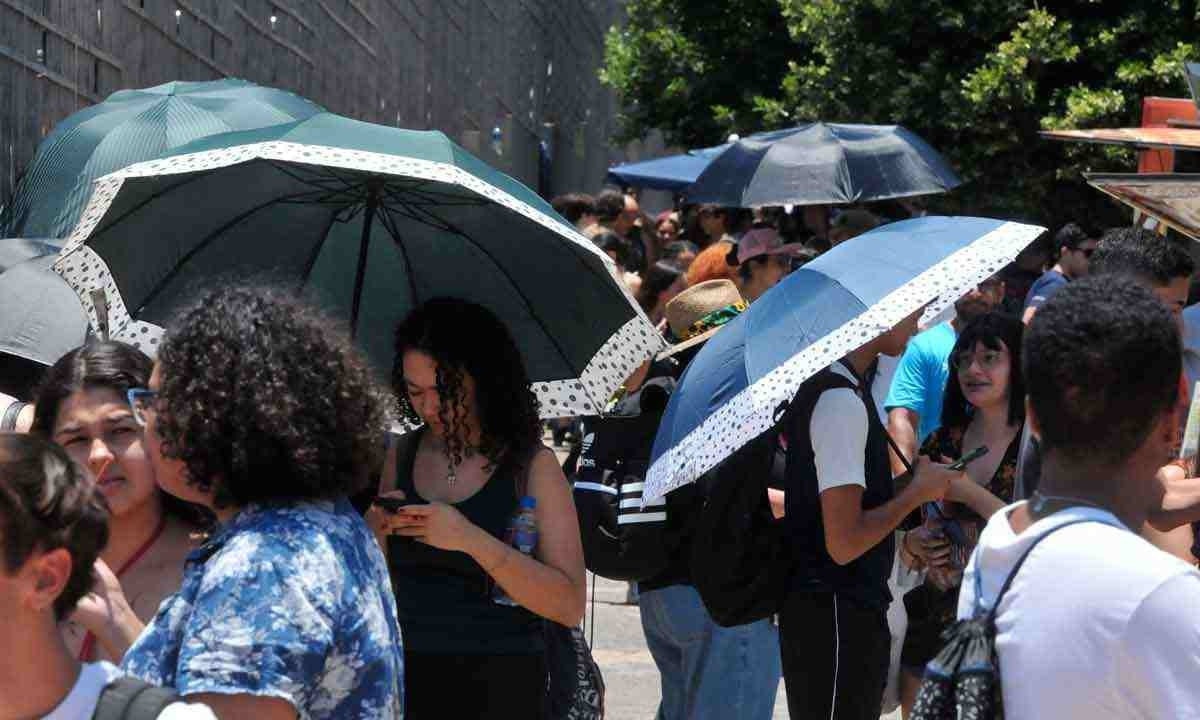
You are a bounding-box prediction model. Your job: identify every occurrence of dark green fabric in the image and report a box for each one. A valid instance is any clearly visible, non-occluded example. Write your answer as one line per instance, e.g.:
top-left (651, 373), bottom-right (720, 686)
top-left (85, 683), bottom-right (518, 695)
top-left (0, 79), bottom-right (321, 239)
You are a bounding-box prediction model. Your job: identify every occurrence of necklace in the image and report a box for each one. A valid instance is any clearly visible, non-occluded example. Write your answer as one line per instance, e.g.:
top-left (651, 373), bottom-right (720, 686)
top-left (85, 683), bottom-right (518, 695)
top-left (446, 459), bottom-right (458, 488)
top-left (77, 515), bottom-right (167, 661)
top-left (1029, 490), bottom-right (1104, 519)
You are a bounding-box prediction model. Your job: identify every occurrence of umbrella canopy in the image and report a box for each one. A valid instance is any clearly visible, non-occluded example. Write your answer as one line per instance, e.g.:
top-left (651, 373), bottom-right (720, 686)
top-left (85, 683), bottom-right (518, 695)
top-left (644, 216), bottom-right (1044, 502)
top-left (0, 238), bottom-right (60, 272)
top-left (52, 112), bottom-right (663, 418)
top-left (606, 144), bottom-right (728, 192)
top-left (0, 79), bottom-right (321, 239)
top-left (0, 253), bottom-right (88, 367)
top-left (685, 123), bottom-right (962, 208)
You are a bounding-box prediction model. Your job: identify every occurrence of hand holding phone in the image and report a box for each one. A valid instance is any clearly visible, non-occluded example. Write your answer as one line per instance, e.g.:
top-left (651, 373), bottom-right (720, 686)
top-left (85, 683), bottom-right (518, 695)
top-left (373, 494), bottom-right (409, 513)
top-left (947, 445), bottom-right (988, 472)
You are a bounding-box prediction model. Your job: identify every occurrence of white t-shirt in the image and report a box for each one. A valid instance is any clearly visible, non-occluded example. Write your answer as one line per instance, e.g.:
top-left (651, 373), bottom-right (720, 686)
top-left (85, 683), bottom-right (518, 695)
top-left (810, 363), bottom-right (867, 493)
top-left (958, 504), bottom-right (1200, 719)
top-left (43, 661), bottom-right (216, 720)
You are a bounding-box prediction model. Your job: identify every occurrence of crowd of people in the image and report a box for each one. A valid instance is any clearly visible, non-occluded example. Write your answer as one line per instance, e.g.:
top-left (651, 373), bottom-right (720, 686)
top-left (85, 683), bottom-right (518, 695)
top-left (549, 188), bottom-right (1200, 720)
top-left (4, 175), bottom-right (1200, 720)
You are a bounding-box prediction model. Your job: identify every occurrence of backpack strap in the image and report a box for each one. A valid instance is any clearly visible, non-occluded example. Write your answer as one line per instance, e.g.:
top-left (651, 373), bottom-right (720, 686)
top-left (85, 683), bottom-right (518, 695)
top-left (981, 517), bottom-right (1111, 624)
top-left (92, 676), bottom-right (179, 720)
top-left (0, 401), bottom-right (26, 432)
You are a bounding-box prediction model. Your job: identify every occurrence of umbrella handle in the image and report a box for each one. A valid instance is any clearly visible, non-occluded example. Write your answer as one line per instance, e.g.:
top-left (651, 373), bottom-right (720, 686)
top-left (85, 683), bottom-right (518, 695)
top-left (89, 289), bottom-right (110, 341)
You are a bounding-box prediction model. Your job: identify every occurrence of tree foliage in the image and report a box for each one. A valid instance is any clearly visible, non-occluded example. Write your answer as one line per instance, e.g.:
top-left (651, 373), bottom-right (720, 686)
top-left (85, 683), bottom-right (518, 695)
top-left (603, 0), bottom-right (1199, 225)
top-left (599, 0), bottom-right (795, 148)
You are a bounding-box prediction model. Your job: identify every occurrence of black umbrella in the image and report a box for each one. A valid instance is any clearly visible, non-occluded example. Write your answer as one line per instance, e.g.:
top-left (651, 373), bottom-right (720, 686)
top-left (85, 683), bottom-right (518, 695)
top-left (685, 123), bottom-right (962, 208)
top-left (0, 251), bottom-right (89, 396)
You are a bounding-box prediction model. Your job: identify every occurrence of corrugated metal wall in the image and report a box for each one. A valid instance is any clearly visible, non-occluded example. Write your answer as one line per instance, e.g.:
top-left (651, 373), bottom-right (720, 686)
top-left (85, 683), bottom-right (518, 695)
top-left (0, 0), bottom-right (624, 212)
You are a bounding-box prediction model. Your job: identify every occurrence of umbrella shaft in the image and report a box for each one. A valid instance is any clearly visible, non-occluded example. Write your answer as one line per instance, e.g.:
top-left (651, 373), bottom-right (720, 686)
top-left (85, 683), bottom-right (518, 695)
top-left (350, 188), bottom-right (380, 339)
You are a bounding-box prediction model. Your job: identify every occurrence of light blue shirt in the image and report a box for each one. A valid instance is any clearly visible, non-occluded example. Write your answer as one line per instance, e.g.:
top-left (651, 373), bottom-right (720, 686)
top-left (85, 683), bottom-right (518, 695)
top-left (883, 321), bottom-right (956, 444)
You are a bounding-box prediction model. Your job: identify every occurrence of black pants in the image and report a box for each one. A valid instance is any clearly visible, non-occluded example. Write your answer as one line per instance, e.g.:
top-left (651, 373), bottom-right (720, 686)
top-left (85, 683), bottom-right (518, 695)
top-left (779, 591), bottom-right (890, 720)
top-left (405, 651), bottom-right (545, 719)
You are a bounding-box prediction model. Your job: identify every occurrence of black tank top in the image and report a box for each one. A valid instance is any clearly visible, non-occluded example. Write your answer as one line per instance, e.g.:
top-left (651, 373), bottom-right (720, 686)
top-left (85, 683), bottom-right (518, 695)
top-left (386, 429), bottom-right (544, 655)
top-left (783, 363), bottom-right (896, 610)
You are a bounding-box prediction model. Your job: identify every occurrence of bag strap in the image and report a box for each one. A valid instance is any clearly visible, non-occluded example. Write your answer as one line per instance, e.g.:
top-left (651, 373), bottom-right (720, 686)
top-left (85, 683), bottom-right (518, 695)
top-left (983, 517), bottom-right (1108, 624)
top-left (92, 676), bottom-right (179, 720)
top-left (0, 401), bottom-right (26, 432)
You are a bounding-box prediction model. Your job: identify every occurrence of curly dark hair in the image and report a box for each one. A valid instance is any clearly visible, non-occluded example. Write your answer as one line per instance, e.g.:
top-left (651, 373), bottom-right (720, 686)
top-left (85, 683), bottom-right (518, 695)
top-left (393, 298), bottom-right (541, 471)
top-left (154, 286), bottom-right (393, 509)
top-left (0, 434), bottom-right (109, 620)
top-left (32, 341), bottom-right (210, 528)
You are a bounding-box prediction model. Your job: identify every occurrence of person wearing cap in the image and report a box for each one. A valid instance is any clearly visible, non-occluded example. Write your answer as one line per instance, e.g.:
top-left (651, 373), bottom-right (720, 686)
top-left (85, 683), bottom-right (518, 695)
top-left (728, 226), bottom-right (813, 303)
top-left (634, 279), bottom-right (783, 720)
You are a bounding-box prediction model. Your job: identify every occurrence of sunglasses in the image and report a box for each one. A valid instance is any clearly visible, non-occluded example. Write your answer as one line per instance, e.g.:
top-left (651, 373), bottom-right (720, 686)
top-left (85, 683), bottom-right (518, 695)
top-left (126, 388), bottom-right (159, 427)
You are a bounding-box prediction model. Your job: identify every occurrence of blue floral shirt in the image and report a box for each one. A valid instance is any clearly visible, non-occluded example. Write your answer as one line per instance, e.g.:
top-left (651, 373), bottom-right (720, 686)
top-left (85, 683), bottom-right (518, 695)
top-left (123, 497), bottom-right (404, 719)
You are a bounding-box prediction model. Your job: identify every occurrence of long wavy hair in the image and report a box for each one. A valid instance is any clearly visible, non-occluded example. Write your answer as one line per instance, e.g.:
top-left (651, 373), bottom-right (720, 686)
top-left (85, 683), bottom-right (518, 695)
top-left (393, 298), bottom-right (541, 471)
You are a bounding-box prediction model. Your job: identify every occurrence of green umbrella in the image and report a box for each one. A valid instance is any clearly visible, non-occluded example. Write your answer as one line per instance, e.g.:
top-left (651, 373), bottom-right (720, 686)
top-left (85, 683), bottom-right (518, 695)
top-left (52, 113), bottom-right (662, 417)
top-left (0, 79), bottom-right (321, 239)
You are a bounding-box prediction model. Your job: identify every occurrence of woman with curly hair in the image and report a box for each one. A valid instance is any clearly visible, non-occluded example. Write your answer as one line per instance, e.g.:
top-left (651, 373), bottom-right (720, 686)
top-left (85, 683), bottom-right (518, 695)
top-left (31, 341), bottom-right (207, 664)
top-left (118, 286), bottom-right (404, 720)
top-left (367, 297), bottom-right (585, 719)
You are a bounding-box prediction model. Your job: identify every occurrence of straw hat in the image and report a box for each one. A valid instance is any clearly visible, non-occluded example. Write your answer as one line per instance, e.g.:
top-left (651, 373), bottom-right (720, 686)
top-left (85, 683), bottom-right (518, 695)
top-left (659, 279), bottom-right (747, 358)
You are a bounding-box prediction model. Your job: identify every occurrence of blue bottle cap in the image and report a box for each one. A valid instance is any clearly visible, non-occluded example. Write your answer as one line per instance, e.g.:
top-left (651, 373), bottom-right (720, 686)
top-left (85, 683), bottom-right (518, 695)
top-left (519, 495), bottom-right (537, 509)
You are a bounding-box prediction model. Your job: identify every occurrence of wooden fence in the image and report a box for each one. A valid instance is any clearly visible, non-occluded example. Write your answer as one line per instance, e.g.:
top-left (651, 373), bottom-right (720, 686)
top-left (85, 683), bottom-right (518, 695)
top-left (0, 0), bottom-right (624, 213)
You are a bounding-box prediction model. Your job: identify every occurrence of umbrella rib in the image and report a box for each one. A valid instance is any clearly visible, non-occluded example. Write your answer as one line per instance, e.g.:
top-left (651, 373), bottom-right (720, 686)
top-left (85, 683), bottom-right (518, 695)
top-left (268, 160), bottom-right (365, 196)
top-left (391, 199), bottom-right (583, 384)
top-left (79, 170), bottom-right (216, 239)
top-left (135, 189), bottom-right (322, 313)
top-left (376, 205), bottom-right (421, 308)
top-left (295, 211), bottom-right (342, 295)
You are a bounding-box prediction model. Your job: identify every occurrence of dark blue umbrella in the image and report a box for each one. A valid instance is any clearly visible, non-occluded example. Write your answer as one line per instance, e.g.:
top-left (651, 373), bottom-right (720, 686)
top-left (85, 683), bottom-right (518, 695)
top-left (606, 145), bottom-right (727, 192)
top-left (685, 123), bottom-right (962, 208)
top-left (643, 216), bottom-right (1044, 501)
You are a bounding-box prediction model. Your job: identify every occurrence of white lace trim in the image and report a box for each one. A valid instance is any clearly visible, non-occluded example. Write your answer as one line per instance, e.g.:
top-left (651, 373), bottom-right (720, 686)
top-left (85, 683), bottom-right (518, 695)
top-left (50, 140), bottom-right (662, 417)
top-left (643, 220), bottom-right (1045, 502)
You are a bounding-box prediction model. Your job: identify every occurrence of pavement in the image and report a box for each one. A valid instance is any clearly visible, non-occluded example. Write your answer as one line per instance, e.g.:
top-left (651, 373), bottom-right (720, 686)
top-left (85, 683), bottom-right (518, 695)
top-left (554, 435), bottom-right (903, 719)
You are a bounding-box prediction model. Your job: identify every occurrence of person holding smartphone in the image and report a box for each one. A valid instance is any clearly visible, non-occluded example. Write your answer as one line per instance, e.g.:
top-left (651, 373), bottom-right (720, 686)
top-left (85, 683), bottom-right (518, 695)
top-left (897, 312), bottom-right (1025, 716)
top-left (366, 298), bottom-right (585, 720)
top-left (779, 306), bottom-right (963, 720)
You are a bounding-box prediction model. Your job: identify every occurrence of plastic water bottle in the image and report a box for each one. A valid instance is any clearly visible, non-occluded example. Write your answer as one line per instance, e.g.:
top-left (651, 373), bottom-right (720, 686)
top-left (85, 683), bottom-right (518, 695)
top-left (492, 496), bottom-right (538, 606)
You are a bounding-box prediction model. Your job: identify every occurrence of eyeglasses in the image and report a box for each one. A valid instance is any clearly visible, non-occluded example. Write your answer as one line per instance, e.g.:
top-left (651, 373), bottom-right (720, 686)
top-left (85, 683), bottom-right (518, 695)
top-left (126, 388), bottom-right (159, 427)
top-left (951, 349), bottom-right (1006, 373)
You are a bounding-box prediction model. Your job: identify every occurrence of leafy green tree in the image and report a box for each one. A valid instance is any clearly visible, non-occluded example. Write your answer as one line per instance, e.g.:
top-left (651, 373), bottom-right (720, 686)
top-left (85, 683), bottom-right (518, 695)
top-left (600, 0), bottom-right (795, 147)
top-left (603, 0), bottom-right (1198, 225)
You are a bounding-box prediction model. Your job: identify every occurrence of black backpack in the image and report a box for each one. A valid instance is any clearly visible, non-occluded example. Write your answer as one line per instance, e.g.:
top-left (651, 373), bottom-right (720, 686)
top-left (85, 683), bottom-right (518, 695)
top-left (687, 426), bottom-right (789, 627)
top-left (911, 519), bottom-right (1098, 720)
top-left (93, 676), bottom-right (179, 720)
top-left (571, 378), bottom-right (679, 582)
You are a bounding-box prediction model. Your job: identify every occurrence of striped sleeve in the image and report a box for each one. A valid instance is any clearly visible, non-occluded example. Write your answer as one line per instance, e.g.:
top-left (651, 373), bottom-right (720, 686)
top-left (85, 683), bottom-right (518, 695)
top-left (617, 479), bottom-right (667, 525)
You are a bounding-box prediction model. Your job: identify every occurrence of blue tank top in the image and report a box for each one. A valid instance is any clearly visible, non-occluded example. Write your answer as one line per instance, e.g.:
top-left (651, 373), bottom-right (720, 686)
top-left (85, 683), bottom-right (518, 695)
top-left (386, 429), bottom-right (544, 655)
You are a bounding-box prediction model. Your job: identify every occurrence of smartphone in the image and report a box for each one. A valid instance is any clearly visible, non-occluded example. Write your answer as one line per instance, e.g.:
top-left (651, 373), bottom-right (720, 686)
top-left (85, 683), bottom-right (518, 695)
top-left (947, 445), bottom-right (988, 471)
top-left (373, 496), bottom-right (408, 512)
